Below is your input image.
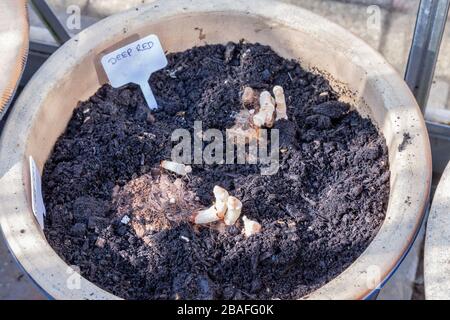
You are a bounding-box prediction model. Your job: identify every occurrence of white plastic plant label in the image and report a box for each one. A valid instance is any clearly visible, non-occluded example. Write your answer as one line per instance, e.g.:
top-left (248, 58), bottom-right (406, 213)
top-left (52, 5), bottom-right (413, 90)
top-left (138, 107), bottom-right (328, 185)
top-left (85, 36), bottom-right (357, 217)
top-left (29, 156), bottom-right (46, 230)
top-left (101, 34), bottom-right (168, 109)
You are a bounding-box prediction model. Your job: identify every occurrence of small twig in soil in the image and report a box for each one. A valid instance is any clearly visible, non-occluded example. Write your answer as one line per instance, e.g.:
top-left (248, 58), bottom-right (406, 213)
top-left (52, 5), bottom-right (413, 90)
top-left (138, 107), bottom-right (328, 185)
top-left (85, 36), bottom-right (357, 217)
top-left (300, 194), bottom-right (317, 207)
top-left (288, 72), bottom-right (294, 82)
top-left (239, 289), bottom-right (257, 299)
top-left (160, 160), bottom-right (192, 176)
top-left (180, 236), bottom-right (190, 243)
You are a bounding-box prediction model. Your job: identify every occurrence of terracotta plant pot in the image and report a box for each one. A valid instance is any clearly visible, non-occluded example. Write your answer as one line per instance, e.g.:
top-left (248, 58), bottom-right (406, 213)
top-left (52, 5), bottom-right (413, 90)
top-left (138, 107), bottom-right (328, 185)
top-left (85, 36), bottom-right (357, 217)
top-left (424, 161), bottom-right (450, 300)
top-left (0, 0), bottom-right (431, 300)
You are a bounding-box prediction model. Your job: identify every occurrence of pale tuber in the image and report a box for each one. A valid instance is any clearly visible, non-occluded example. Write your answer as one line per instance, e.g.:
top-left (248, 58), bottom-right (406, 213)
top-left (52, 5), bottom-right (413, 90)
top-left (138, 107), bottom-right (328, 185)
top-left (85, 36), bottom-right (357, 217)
top-left (213, 186), bottom-right (229, 219)
top-left (252, 111), bottom-right (267, 128)
top-left (192, 187), bottom-right (245, 227)
top-left (224, 196), bottom-right (243, 226)
top-left (253, 91), bottom-right (276, 128)
top-left (273, 86), bottom-right (288, 121)
top-left (193, 206), bottom-right (221, 225)
top-left (242, 87), bottom-right (257, 108)
top-left (264, 104), bottom-right (276, 128)
top-left (243, 216), bottom-right (262, 238)
top-left (161, 160), bottom-right (192, 176)
top-left (260, 91), bottom-right (275, 108)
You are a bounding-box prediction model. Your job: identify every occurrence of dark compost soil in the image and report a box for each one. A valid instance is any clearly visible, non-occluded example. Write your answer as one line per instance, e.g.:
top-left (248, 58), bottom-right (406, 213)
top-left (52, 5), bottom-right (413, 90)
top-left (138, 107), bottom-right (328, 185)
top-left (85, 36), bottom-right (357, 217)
top-left (42, 42), bottom-right (390, 300)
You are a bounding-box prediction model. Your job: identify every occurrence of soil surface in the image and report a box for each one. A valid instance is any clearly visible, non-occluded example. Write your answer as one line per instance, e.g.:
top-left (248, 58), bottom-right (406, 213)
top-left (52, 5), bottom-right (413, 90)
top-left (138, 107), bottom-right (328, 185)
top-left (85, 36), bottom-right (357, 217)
top-left (43, 42), bottom-right (390, 300)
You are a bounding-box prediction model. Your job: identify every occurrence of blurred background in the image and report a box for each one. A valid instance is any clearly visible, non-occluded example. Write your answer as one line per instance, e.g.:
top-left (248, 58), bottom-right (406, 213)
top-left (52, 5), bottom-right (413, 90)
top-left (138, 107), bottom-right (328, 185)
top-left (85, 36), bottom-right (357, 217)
top-left (1, 0), bottom-right (449, 300)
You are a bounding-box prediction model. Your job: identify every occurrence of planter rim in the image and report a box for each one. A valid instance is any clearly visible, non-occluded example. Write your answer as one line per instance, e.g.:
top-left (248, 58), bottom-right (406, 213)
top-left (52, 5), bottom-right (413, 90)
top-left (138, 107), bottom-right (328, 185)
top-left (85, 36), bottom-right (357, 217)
top-left (425, 161), bottom-right (450, 300)
top-left (0, 0), bottom-right (431, 300)
top-left (0, 0), bottom-right (29, 120)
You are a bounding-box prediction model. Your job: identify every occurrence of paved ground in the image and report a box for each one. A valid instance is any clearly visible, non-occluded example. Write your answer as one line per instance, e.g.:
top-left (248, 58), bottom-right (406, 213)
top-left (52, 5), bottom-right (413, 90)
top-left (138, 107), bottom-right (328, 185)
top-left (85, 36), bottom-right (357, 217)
top-left (0, 234), bottom-right (45, 300)
top-left (0, 0), bottom-right (442, 300)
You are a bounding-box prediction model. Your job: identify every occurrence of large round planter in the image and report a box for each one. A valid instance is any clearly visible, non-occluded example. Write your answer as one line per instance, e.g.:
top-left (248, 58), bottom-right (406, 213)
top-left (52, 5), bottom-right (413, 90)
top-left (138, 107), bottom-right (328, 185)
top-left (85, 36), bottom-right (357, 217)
top-left (0, 0), bottom-right (432, 300)
top-left (0, 0), bottom-right (29, 120)
top-left (424, 161), bottom-right (450, 300)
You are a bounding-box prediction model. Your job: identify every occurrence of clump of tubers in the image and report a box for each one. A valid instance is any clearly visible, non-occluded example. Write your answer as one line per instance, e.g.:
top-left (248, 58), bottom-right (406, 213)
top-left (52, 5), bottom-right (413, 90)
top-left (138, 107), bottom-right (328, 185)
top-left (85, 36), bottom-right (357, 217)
top-left (248, 86), bottom-right (288, 128)
top-left (243, 216), bottom-right (262, 238)
top-left (192, 185), bottom-right (230, 225)
top-left (161, 160), bottom-right (192, 176)
top-left (192, 187), bottom-right (262, 238)
top-left (192, 186), bottom-right (243, 228)
top-left (224, 196), bottom-right (243, 226)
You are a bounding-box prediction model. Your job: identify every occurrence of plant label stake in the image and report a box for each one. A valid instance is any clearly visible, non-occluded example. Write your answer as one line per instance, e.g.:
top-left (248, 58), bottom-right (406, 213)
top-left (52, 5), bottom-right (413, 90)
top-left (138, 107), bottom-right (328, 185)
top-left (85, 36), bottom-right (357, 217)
top-left (29, 156), bottom-right (46, 230)
top-left (101, 34), bottom-right (168, 109)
